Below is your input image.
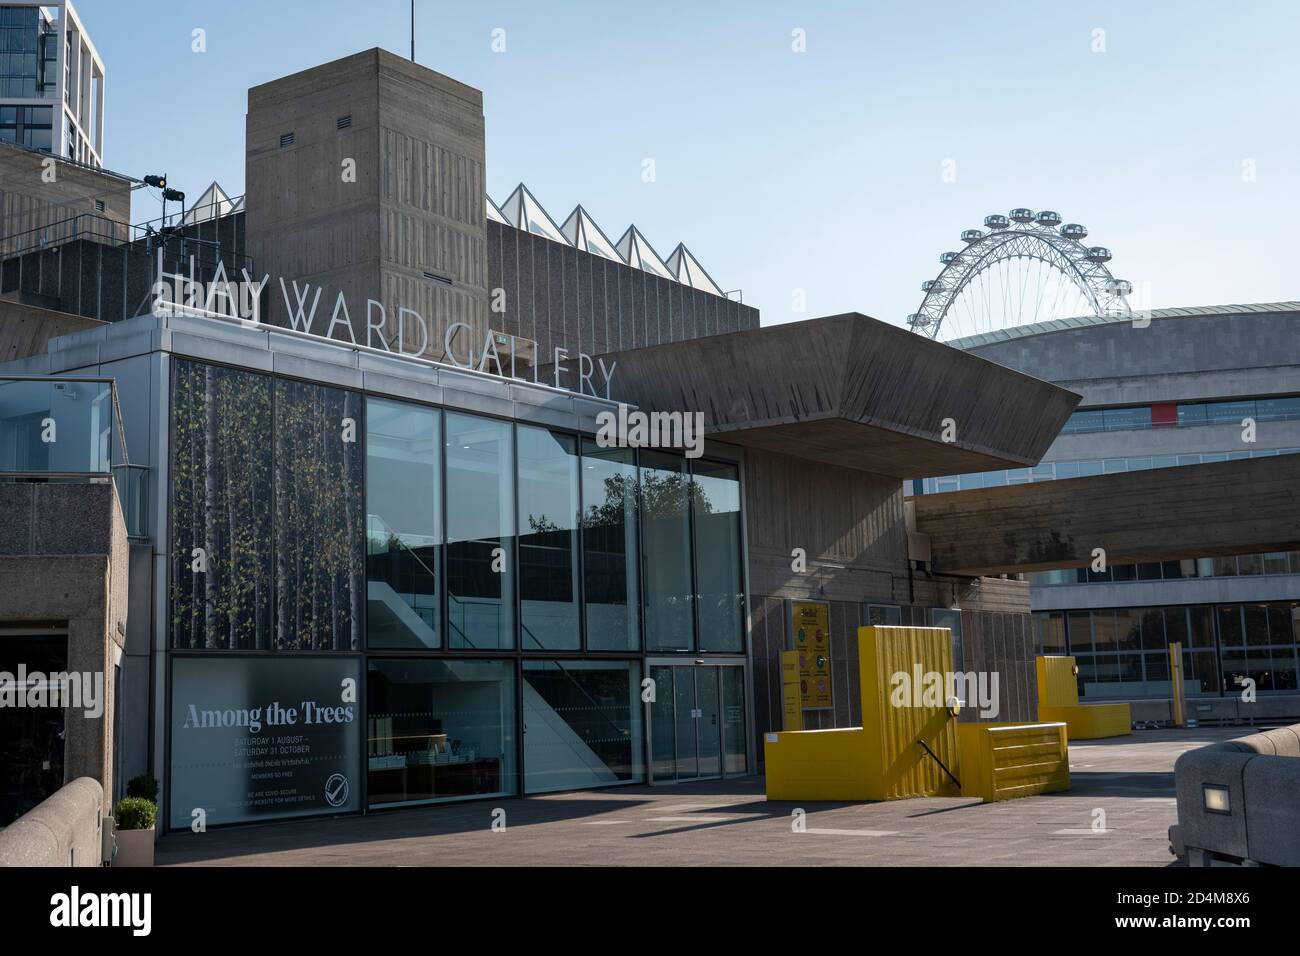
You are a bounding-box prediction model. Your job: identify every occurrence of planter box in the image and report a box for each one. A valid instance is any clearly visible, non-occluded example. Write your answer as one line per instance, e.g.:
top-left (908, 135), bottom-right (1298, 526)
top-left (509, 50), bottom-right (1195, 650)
top-left (113, 826), bottom-right (155, 867)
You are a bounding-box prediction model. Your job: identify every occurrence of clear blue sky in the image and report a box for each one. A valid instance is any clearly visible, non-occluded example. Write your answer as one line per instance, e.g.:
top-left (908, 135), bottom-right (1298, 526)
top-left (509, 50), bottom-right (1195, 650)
top-left (77, 0), bottom-right (1300, 327)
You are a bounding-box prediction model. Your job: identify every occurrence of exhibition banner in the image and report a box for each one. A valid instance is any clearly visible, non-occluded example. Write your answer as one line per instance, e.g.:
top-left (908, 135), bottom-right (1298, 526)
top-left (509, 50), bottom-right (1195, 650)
top-left (169, 656), bottom-right (362, 830)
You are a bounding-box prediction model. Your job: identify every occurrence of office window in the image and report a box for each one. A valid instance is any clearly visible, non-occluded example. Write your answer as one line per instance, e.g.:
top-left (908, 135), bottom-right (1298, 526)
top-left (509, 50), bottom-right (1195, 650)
top-left (367, 659), bottom-right (516, 807)
top-left (1184, 651), bottom-right (1219, 697)
top-left (365, 398), bottom-right (440, 649)
top-left (170, 362), bottom-right (273, 649)
top-left (517, 426), bottom-right (580, 650)
top-left (1256, 396), bottom-right (1300, 421)
top-left (581, 441), bottom-right (640, 651)
top-left (445, 412), bottom-right (515, 650)
top-left (274, 378), bottom-right (364, 651)
top-left (641, 450), bottom-right (694, 651)
top-left (692, 459), bottom-right (745, 653)
top-left (1103, 406), bottom-right (1153, 431)
top-left (523, 660), bottom-right (643, 793)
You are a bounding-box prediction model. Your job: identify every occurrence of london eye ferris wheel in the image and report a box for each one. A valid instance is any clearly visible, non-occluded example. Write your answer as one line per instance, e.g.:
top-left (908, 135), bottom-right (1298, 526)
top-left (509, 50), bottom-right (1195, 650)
top-left (906, 209), bottom-right (1132, 341)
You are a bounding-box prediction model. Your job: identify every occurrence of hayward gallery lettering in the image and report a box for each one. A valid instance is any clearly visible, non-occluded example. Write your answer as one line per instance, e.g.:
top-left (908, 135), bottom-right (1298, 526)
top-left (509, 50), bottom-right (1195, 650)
top-left (151, 265), bottom-right (618, 397)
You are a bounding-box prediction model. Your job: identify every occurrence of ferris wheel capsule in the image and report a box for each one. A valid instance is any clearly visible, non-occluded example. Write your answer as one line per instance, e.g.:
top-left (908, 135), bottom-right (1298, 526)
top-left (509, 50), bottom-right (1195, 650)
top-left (1086, 246), bottom-right (1112, 262)
top-left (960, 229), bottom-right (984, 243)
top-left (940, 251), bottom-right (962, 265)
top-left (1060, 223), bottom-right (1088, 239)
top-left (1106, 278), bottom-right (1132, 296)
top-left (983, 214), bottom-right (1010, 231)
top-left (921, 279), bottom-right (945, 293)
top-left (1035, 210), bottom-right (1062, 227)
top-left (1009, 208), bottom-right (1035, 223)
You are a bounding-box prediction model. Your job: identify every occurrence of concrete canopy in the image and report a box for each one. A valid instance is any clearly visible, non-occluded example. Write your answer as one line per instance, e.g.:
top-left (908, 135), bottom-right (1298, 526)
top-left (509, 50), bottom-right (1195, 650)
top-left (600, 312), bottom-right (1079, 479)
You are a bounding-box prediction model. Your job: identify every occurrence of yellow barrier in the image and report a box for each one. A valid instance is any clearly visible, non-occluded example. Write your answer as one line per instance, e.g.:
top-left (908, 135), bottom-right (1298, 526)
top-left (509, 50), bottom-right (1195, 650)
top-left (956, 722), bottom-right (1069, 802)
top-left (1036, 655), bottom-right (1131, 739)
top-left (765, 626), bottom-right (960, 801)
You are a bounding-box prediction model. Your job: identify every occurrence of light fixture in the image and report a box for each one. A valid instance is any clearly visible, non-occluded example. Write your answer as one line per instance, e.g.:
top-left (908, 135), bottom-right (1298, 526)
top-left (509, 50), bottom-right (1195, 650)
top-left (1203, 784), bottom-right (1230, 815)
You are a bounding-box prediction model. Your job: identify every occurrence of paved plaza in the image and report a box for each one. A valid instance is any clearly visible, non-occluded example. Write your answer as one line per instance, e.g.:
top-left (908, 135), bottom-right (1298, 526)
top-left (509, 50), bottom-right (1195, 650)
top-left (157, 727), bottom-right (1255, 867)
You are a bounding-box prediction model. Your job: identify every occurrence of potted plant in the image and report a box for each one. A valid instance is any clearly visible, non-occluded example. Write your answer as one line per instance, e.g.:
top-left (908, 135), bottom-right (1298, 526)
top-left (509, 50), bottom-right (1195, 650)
top-left (113, 797), bottom-right (156, 867)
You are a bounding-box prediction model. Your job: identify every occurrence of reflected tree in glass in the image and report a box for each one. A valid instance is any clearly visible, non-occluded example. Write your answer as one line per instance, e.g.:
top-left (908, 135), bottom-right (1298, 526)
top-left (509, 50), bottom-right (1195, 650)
top-left (517, 426), bottom-right (579, 650)
top-left (580, 441), bottom-right (640, 651)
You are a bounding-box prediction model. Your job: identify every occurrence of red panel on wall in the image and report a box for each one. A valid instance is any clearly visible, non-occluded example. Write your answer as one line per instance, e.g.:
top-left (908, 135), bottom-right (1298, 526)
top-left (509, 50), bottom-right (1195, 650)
top-left (1152, 402), bottom-right (1177, 427)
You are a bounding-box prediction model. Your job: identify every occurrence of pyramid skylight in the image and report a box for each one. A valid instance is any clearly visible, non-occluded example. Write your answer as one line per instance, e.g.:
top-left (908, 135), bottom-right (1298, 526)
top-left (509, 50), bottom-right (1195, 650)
top-left (665, 243), bottom-right (724, 296)
top-left (498, 183), bottom-right (571, 245)
top-left (183, 182), bottom-right (236, 225)
top-left (560, 205), bottom-right (624, 262)
top-left (615, 225), bottom-right (675, 280)
top-left (486, 195), bottom-right (508, 224)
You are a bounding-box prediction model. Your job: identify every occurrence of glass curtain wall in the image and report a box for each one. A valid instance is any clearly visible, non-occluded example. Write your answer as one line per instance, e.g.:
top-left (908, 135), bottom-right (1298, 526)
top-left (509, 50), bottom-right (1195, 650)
top-left (517, 426), bottom-right (580, 650)
top-left (445, 412), bottom-right (515, 650)
top-left (641, 450), bottom-right (694, 651)
top-left (581, 441), bottom-right (640, 650)
top-left (367, 658), bottom-right (516, 806)
top-left (366, 398), bottom-right (441, 649)
top-left (523, 660), bottom-right (643, 793)
top-left (692, 460), bottom-right (744, 652)
top-left (1049, 603), bottom-right (1300, 698)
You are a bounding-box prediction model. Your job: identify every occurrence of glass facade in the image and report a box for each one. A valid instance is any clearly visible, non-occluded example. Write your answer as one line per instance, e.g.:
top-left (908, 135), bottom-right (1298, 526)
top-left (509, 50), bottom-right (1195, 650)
top-left (523, 660), bottom-right (643, 793)
top-left (366, 398), bottom-right (441, 649)
top-left (166, 359), bottom-right (751, 826)
top-left (446, 411), bottom-right (515, 650)
top-left (581, 441), bottom-right (639, 650)
top-left (641, 450), bottom-right (694, 651)
top-left (692, 460), bottom-right (745, 652)
top-left (517, 426), bottom-right (580, 650)
top-left (1034, 601), bottom-right (1300, 698)
top-left (367, 658), bottom-right (516, 806)
top-left (0, 6), bottom-right (55, 100)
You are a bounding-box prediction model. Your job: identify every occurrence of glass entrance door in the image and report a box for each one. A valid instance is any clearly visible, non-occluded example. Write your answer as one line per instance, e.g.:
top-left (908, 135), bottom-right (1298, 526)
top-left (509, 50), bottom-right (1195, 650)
top-left (648, 663), bottom-right (747, 782)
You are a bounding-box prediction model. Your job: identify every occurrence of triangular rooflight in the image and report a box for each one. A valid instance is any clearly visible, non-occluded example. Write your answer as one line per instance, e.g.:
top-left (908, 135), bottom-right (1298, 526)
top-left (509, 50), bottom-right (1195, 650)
top-left (665, 243), bottom-right (724, 296)
top-left (560, 205), bottom-right (624, 262)
top-left (615, 225), bottom-right (674, 279)
top-left (499, 183), bottom-right (571, 245)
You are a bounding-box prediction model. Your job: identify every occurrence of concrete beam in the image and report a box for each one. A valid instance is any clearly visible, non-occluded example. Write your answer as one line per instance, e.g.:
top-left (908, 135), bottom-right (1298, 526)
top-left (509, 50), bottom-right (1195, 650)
top-left (914, 455), bottom-right (1300, 575)
top-left (600, 312), bottom-right (1079, 479)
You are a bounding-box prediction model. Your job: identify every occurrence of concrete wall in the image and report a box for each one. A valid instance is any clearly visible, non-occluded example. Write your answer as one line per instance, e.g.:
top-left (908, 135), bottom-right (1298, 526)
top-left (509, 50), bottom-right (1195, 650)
top-left (0, 482), bottom-right (129, 816)
top-left (964, 309), bottom-right (1300, 387)
top-left (0, 777), bottom-right (104, 867)
top-left (0, 299), bottom-right (103, 361)
top-left (489, 220), bottom-right (758, 365)
top-left (246, 48), bottom-right (488, 361)
top-left (742, 448), bottom-right (1038, 751)
top-left (0, 143), bottom-right (131, 258)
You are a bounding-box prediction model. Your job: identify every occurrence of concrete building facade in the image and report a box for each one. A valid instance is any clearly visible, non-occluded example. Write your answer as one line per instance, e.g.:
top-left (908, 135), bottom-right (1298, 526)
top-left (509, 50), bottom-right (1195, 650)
top-left (919, 305), bottom-right (1300, 718)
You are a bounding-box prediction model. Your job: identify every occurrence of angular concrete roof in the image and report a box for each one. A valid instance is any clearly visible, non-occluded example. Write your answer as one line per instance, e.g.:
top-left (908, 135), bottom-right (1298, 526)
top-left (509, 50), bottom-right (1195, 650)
top-left (602, 312), bottom-right (1079, 479)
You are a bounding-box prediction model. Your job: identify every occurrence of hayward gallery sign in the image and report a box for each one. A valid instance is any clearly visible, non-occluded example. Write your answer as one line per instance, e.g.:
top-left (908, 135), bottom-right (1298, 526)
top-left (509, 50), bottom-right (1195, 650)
top-left (151, 261), bottom-right (617, 398)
